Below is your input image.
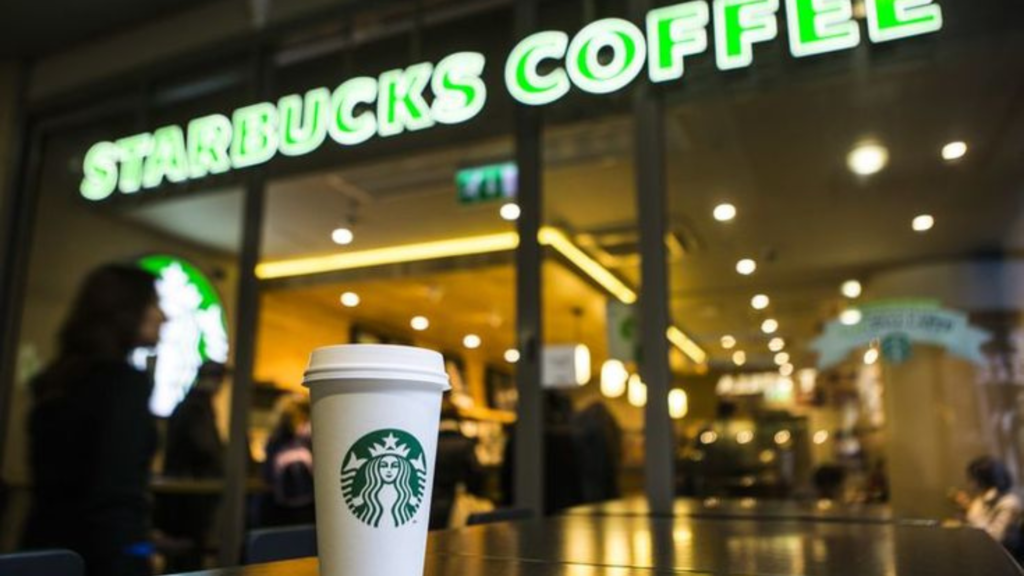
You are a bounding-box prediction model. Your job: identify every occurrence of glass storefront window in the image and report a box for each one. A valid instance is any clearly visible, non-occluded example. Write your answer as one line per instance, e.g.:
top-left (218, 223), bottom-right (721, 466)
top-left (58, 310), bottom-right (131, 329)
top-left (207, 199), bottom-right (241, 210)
top-left (666, 0), bottom-right (1024, 517)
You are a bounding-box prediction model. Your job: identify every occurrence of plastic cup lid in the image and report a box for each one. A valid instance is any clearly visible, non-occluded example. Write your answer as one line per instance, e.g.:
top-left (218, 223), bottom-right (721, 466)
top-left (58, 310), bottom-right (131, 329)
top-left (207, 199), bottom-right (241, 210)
top-left (303, 344), bottom-right (450, 390)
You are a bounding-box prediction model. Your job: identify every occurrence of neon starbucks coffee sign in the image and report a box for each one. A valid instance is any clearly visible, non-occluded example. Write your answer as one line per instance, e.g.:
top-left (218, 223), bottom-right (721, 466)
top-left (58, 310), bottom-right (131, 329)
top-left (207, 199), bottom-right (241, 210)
top-left (81, 0), bottom-right (942, 201)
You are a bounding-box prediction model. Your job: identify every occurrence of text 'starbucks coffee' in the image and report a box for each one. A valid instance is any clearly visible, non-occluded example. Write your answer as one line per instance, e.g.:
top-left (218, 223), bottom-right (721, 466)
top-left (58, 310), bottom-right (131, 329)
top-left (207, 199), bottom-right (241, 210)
top-left (303, 345), bottom-right (450, 576)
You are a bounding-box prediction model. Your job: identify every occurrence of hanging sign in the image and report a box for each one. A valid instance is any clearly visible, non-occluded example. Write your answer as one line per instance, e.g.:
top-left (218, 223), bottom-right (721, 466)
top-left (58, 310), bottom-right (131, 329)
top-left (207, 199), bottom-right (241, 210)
top-left (810, 301), bottom-right (990, 369)
top-left (80, 0), bottom-right (943, 201)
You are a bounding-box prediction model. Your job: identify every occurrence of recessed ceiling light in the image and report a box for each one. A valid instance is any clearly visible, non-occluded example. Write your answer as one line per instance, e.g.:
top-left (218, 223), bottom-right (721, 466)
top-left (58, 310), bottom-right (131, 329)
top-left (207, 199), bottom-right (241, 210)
top-left (779, 363), bottom-right (794, 377)
top-left (721, 335), bottom-right (737, 349)
top-left (505, 349), bottom-right (520, 363)
top-left (841, 280), bottom-right (863, 299)
top-left (774, 352), bottom-right (790, 366)
top-left (463, 334), bottom-right (482, 349)
top-left (942, 141), bottom-right (968, 162)
top-left (847, 142), bottom-right (889, 176)
top-left (912, 214), bottom-right (934, 232)
top-left (713, 203), bottom-right (737, 222)
top-left (331, 227), bottom-right (355, 245)
top-left (410, 316), bottom-right (430, 331)
top-left (340, 292), bottom-right (360, 307)
top-left (500, 203), bottom-right (521, 221)
top-left (736, 430), bottom-right (754, 444)
top-left (751, 294), bottom-right (770, 310)
top-left (761, 319), bottom-right (779, 334)
top-left (840, 309), bottom-right (863, 326)
top-left (774, 430), bottom-right (792, 445)
top-left (736, 259), bottom-right (757, 275)
top-left (813, 430), bottom-right (830, 445)
top-left (768, 337), bottom-right (785, 352)
top-left (732, 350), bottom-right (747, 366)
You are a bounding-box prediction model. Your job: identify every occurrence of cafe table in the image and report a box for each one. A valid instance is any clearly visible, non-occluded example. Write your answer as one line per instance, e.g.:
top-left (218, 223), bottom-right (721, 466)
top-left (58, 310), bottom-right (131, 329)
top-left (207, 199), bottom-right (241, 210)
top-left (176, 501), bottom-right (1023, 576)
top-left (564, 495), bottom-right (910, 525)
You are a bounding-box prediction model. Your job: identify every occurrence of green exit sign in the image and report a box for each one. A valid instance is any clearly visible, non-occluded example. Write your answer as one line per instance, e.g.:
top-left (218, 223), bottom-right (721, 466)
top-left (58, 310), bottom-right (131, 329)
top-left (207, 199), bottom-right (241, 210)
top-left (456, 162), bottom-right (517, 204)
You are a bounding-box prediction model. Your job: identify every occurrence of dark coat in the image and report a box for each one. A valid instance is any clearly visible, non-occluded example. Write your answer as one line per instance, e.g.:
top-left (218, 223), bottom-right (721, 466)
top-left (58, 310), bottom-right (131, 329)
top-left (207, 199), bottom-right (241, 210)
top-left (23, 361), bottom-right (157, 576)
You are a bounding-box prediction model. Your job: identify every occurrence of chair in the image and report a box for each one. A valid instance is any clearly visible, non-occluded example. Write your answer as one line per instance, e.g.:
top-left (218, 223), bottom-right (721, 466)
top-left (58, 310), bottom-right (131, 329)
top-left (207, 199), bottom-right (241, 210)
top-left (245, 524), bottom-right (317, 564)
top-left (0, 549), bottom-right (85, 576)
top-left (466, 508), bottom-right (533, 526)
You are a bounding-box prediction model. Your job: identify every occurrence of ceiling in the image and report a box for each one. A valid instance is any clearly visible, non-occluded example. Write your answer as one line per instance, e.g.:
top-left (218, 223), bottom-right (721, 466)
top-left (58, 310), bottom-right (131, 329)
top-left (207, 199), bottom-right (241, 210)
top-left (117, 11), bottom-right (1024, 376)
top-left (0, 0), bottom-right (221, 57)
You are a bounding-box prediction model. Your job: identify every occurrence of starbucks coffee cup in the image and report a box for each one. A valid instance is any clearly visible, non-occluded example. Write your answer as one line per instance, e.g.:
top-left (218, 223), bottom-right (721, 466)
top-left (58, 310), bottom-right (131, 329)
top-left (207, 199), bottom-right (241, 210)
top-left (303, 345), bottom-right (450, 576)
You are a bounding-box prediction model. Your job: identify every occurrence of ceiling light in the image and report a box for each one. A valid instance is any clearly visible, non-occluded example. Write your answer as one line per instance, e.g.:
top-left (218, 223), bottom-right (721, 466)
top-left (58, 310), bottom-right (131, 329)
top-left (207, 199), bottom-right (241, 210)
top-left (779, 363), bottom-right (794, 377)
top-left (942, 141), bottom-right (968, 161)
top-left (732, 351), bottom-right (747, 366)
top-left (721, 335), bottom-right (737, 350)
top-left (463, 334), bottom-right (482, 349)
top-left (574, 344), bottom-right (592, 386)
top-left (669, 389), bottom-right (689, 420)
top-left (840, 309), bottom-right (863, 326)
top-left (331, 227), bottom-right (355, 245)
top-left (768, 337), bottom-right (785, 352)
top-left (751, 294), bottom-right (770, 310)
top-left (504, 349), bottom-right (520, 364)
top-left (774, 430), bottom-right (791, 445)
top-left (736, 259), bottom-right (757, 275)
top-left (813, 430), bottom-right (830, 445)
top-left (864, 348), bottom-right (879, 365)
top-left (666, 326), bottom-right (708, 365)
top-left (339, 292), bottom-right (360, 307)
top-left (847, 142), bottom-right (889, 176)
top-left (774, 352), bottom-right (790, 366)
top-left (627, 374), bottom-right (647, 407)
top-left (761, 319), bottom-right (779, 334)
top-left (713, 203), bottom-right (737, 222)
top-left (410, 316), bottom-right (430, 331)
top-left (736, 430), bottom-right (754, 445)
top-left (841, 280), bottom-right (863, 299)
top-left (699, 431), bottom-right (718, 445)
top-left (600, 360), bottom-right (628, 398)
top-left (912, 214), bottom-right (934, 232)
top-left (500, 202), bottom-right (521, 221)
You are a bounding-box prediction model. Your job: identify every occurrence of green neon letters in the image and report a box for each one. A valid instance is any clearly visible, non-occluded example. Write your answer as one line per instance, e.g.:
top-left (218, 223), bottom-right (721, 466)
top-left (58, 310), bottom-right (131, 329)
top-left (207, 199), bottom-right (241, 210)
top-left (504, 31), bottom-right (571, 106)
top-left (81, 0), bottom-right (946, 200)
top-left (566, 18), bottom-right (648, 94)
top-left (279, 88), bottom-right (330, 157)
top-left (647, 2), bottom-right (711, 83)
top-left (786, 0), bottom-right (860, 57)
top-left (714, 0), bottom-right (780, 71)
top-left (866, 0), bottom-right (943, 43)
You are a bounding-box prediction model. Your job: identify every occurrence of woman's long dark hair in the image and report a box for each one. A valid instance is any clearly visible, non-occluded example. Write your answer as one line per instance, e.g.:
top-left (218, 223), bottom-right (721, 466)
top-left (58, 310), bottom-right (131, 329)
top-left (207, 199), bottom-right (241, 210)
top-left (32, 264), bottom-right (158, 400)
top-left (968, 456), bottom-right (1014, 494)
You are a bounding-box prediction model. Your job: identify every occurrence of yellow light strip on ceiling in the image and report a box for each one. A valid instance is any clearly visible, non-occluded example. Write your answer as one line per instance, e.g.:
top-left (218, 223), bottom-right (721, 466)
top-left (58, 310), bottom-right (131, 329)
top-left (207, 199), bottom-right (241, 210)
top-left (667, 326), bottom-right (708, 365)
top-left (538, 227), bottom-right (638, 305)
top-left (255, 225), bottom-right (704, 363)
top-left (256, 232), bottom-right (520, 279)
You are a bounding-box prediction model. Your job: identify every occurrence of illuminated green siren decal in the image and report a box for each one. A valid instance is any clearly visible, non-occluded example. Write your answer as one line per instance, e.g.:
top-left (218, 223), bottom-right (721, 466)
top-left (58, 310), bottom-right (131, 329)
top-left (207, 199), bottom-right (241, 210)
top-left (80, 1), bottom-right (942, 199)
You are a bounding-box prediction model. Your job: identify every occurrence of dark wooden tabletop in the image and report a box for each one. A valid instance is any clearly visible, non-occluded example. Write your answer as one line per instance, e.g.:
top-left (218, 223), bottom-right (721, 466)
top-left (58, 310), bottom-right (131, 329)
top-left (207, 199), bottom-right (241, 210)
top-left (564, 495), bottom-right (907, 525)
top-left (175, 503), bottom-right (1023, 576)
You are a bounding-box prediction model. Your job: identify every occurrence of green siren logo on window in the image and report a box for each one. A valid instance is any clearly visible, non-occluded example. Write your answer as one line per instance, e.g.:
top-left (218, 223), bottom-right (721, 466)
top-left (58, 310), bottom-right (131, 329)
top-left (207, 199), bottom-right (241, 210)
top-left (341, 429), bottom-right (428, 528)
top-left (80, 0), bottom-right (943, 201)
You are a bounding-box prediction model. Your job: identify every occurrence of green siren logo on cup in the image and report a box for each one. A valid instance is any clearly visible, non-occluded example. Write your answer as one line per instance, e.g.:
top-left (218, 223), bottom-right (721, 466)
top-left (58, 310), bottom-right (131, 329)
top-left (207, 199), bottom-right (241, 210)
top-left (341, 429), bottom-right (428, 528)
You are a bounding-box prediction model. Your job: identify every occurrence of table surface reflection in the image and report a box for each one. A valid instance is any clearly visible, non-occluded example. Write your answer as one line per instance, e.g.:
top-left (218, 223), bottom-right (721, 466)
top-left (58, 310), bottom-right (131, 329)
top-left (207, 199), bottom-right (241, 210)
top-left (176, 509), bottom-right (1022, 576)
top-left (427, 515), bottom-right (1021, 575)
top-left (564, 496), bottom-right (906, 524)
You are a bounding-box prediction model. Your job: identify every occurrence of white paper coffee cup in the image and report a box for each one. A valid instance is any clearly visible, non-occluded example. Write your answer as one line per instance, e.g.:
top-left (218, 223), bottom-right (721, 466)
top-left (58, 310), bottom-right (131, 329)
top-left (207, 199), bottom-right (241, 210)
top-left (303, 344), bottom-right (450, 576)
